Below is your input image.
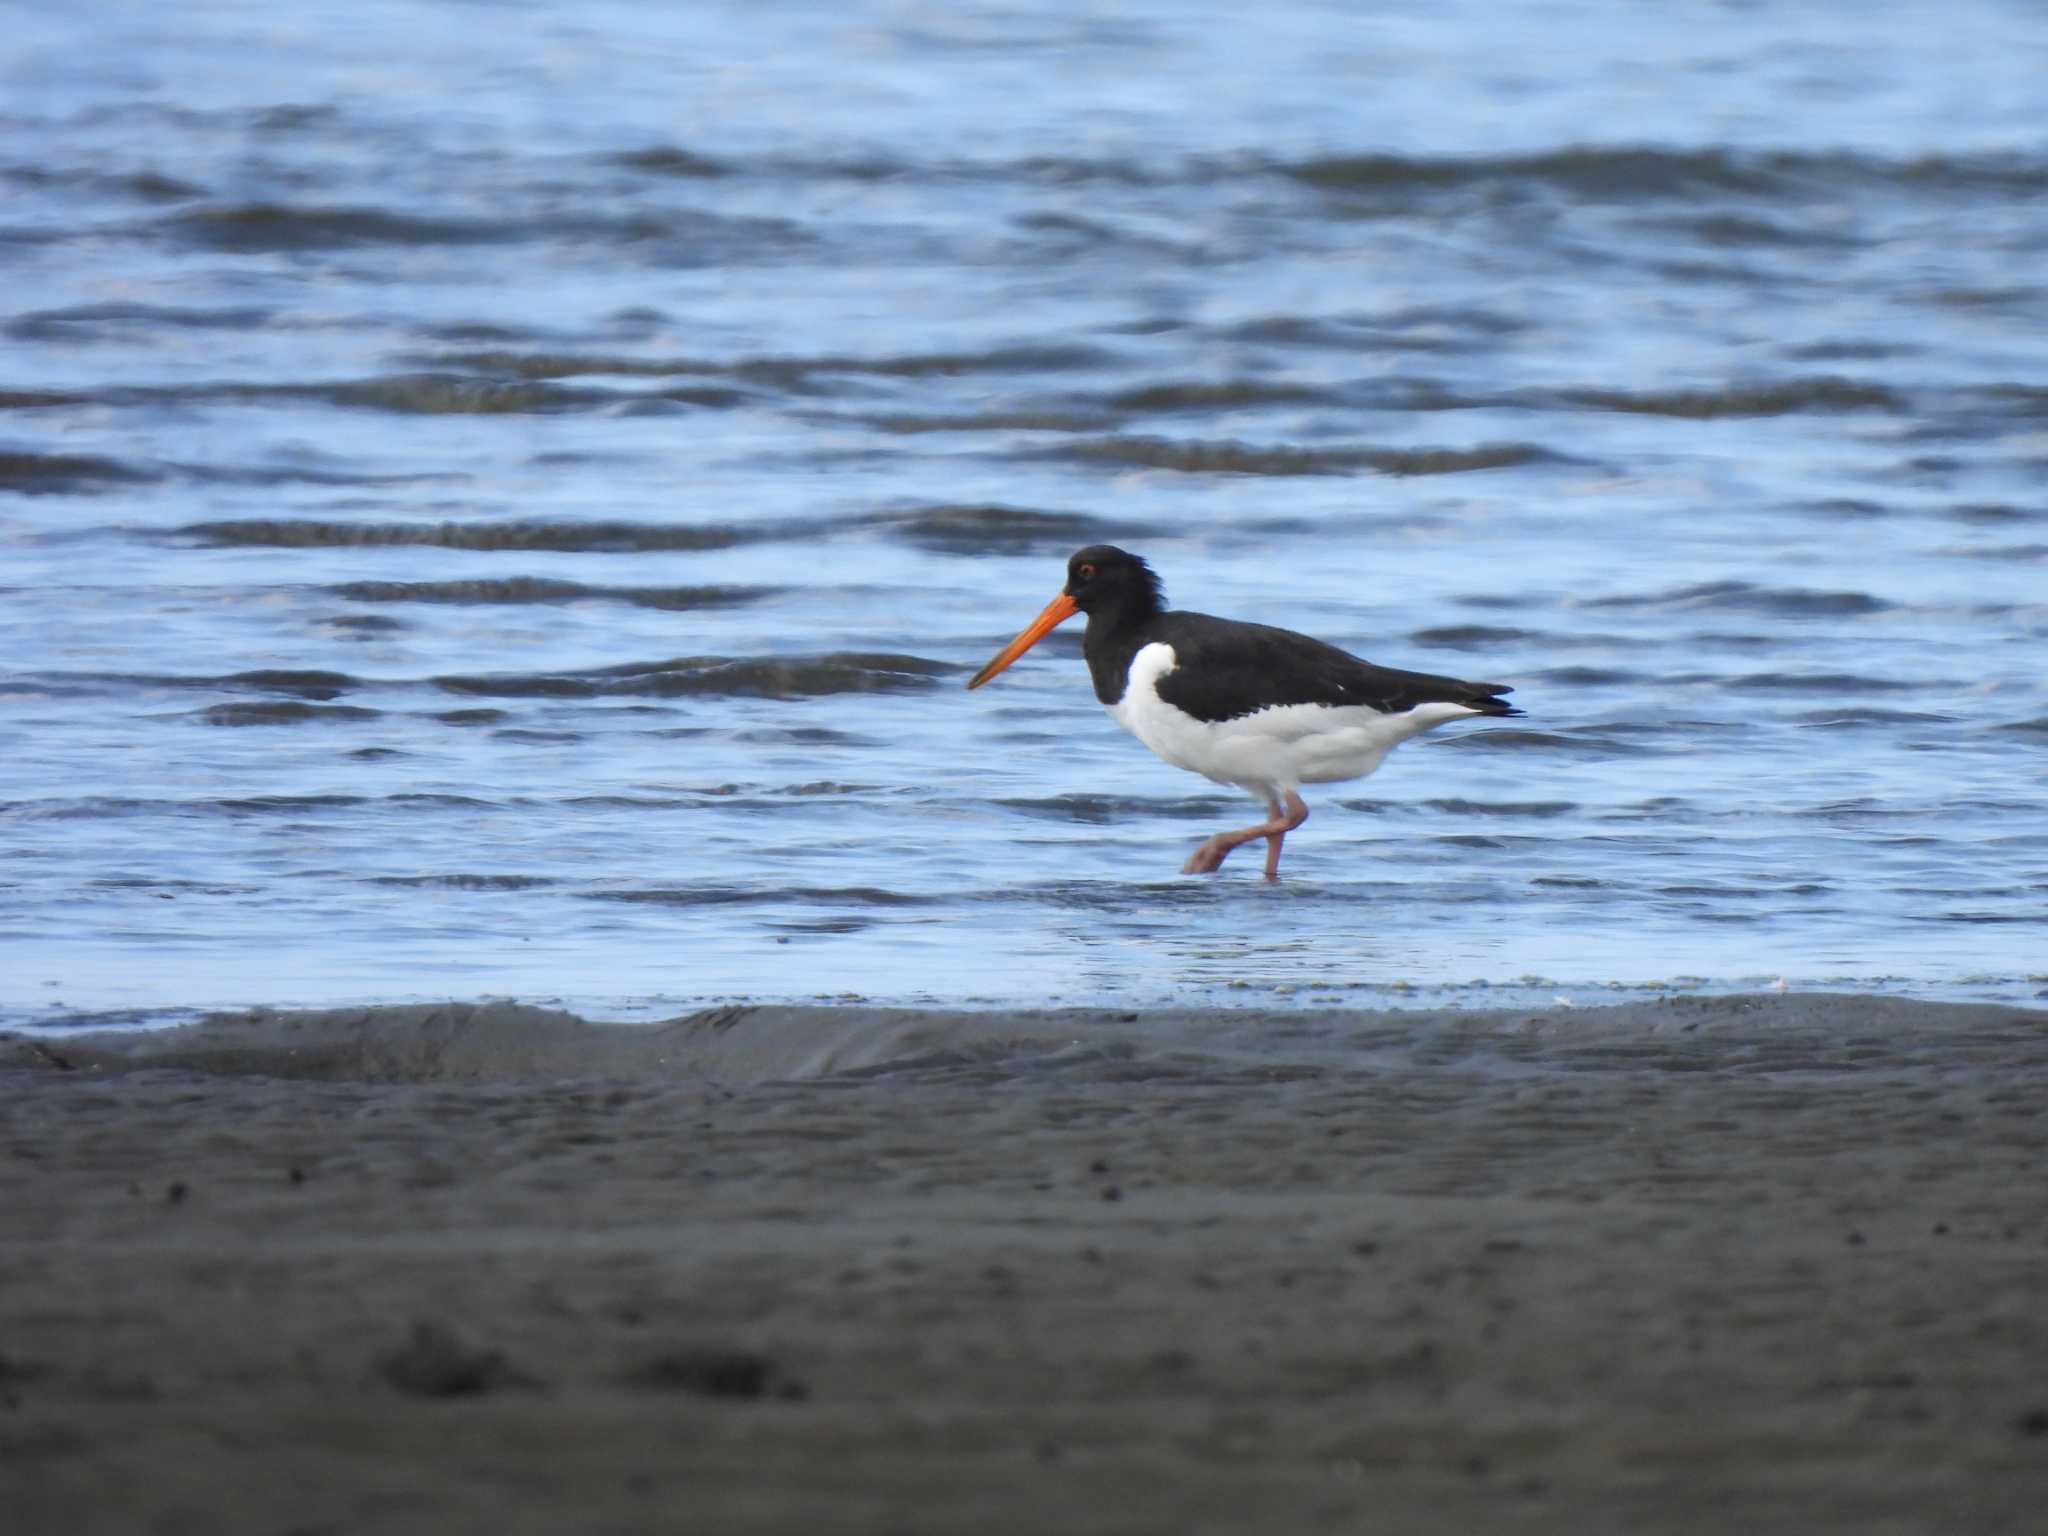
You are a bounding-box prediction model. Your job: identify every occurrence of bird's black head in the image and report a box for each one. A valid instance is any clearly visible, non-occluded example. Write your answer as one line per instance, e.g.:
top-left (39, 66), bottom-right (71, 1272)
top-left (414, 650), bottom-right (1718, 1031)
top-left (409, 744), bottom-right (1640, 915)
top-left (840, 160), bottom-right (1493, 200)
top-left (964, 544), bottom-right (1167, 691)
top-left (1063, 545), bottom-right (1165, 619)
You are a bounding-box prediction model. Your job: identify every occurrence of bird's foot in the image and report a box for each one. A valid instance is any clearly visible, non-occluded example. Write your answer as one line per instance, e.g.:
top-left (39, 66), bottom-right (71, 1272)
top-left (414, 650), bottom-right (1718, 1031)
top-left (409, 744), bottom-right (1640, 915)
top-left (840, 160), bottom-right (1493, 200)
top-left (1182, 835), bottom-right (1234, 875)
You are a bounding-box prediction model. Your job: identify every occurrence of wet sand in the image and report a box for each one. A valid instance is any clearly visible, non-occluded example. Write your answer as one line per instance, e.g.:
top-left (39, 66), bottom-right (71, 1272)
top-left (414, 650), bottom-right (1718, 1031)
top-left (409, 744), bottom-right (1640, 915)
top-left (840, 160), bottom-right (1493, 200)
top-left (6, 994), bottom-right (2048, 1534)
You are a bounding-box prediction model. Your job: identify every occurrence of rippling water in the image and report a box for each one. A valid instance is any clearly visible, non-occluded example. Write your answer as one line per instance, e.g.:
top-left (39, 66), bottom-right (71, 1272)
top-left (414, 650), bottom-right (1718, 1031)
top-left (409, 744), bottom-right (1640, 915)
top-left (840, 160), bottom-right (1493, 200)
top-left (5, 0), bottom-right (2046, 1027)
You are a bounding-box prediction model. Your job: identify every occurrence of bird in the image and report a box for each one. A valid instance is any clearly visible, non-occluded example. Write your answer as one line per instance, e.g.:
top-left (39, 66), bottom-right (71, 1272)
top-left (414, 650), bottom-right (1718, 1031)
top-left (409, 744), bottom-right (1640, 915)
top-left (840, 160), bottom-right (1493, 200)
top-left (966, 545), bottom-right (1522, 879)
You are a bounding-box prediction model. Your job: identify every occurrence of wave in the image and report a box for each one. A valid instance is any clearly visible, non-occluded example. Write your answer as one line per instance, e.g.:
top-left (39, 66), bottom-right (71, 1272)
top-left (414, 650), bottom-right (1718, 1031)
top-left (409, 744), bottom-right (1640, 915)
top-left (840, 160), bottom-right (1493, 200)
top-left (1286, 146), bottom-right (2048, 202)
top-left (1530, 666), bottom-right (1645, 687)
top-left (1, 447), bottom-right (465, 491)
top-left (209, 793), bottom-right (369, 813)
top-left (154, 202), bottom-right (813, 260)
top-left (43, 355), bottom-right (1113, 422)
top-left (1284, 146), bottom-right (1799, 198)
top-left (160, 202), bottom-right (524, 251)
top-left (1422, 798), bottom-right (1579, 818)
top-left (606, 146), bottom-right (729, 178)
top-left (227, 371), bottom-right (743, 414)
top-left (8, 793), bottom-right (354, 820)
top-left (1635, 212), bottom-right (1865, 250)
top-left (1726, 672), bottom-right (1920, 694)
top-left (1098, 379), bottom-right (1329, 412)
top-left (1433, 729), bottom-right (1657, 757)
top-left (328, 578), bottom-right (776, 611)
top-left (0, 387), bottom-right (92, 409)
top-left (185, 506), bottom-right (1135, 556)
top-left (1032, 435), bottom-right (1565, 476)
top-left (1024, 373), bottom-right (1910, 423)
top-left (856, 409), bottom-right (1118, 434)
top-left (588, 884), bottom-right (935, 907)
top-left (586, 142), bottom-right (2048, 202)
top-left (6, 302), bottom-right (277, 341)
top-left (11, 793), bottom-right (532, 820)
top-left (214, 668), bottom-right (360, 699)
top-left (1942, 502), bottom-right (2047, 525)
top-left (178, 517), bottom-right (797, 552)
top-left (395, 349), bottom-right (733, 381)
top-left (316, 372), bottom-right (737, 414)
top-left (365, 873), bottom-right (560, 890)
top-left (1, 450), bottom-right (161, 494)
top-left (1979, 383), bottom-right (2048, 416)
top-left (432, 652), bottom-right (953, 700)
top-left (24, 142), bottom-right (2048, 274)
top-left (607, 146), bottom-right (1172, 189)
top-left (1408, 624), bottom-right (1541, 648)
top-left (1790, 708), bottom-right (1962, 727)
top-left (421, 342), bottom-right (1113, 386)
top-left (994, 793), bottom-right (1237, 825)
top-left (28, 667), bottom-right (366, 700)
top-left (1221, 307), bottom-right (1527, 351)
top-left (1558, 376), bottom-right (1898, 418)
top-left (200, 701), bottom-right (381, 726)
top-left (858, 502), bottom-right (1147, 553)
top-left (1578, 581), bottom-right (1892, 617)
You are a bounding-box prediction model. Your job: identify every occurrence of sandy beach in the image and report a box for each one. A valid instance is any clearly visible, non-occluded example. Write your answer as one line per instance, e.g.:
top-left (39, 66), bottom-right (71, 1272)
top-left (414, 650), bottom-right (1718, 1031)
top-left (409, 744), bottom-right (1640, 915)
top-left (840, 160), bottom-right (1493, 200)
top-left (6, 994), bottom-right (2048, 1534)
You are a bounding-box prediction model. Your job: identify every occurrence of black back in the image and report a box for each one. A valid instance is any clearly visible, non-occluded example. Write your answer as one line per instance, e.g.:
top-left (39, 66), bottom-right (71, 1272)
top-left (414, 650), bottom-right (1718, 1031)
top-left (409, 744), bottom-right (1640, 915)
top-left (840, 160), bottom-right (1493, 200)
top-left (1061, 546), bottom-right (1521, 724)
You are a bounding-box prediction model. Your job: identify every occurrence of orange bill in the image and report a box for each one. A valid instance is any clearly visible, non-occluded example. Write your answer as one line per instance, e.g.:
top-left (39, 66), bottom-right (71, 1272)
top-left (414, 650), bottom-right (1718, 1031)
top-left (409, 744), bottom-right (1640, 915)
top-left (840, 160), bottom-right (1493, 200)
top-left (965, 591), bottom-right (1079, 689)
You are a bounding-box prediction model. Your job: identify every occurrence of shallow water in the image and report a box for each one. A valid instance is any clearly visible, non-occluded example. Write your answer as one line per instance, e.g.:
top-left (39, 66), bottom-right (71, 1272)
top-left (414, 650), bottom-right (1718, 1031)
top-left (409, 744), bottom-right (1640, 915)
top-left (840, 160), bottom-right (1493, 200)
top-left (5, 1), bottom-right (2046, 1027)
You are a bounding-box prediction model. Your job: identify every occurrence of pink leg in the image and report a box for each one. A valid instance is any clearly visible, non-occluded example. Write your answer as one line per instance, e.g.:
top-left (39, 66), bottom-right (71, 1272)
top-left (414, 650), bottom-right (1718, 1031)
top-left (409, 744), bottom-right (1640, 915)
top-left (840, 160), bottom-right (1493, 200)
top-left (1182, 791), bottom-right (1310, 880)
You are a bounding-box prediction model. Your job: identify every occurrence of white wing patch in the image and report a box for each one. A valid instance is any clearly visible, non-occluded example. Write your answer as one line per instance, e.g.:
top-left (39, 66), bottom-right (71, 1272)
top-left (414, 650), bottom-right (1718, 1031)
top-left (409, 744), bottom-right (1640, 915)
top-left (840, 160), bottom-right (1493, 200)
top-left (1104, 641), bottom-right (1483, 800)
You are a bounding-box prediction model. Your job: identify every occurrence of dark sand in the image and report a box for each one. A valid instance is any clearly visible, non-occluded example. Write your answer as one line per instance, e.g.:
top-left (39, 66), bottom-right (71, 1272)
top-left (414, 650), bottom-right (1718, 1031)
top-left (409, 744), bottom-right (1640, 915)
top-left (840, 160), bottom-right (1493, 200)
top-left (6, 995), bottom-right (2048, 1534)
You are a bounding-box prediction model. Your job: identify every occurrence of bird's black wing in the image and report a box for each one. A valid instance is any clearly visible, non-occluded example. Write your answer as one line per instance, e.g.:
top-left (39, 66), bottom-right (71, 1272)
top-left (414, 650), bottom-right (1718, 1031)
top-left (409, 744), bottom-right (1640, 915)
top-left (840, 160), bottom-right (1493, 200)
top-left (1150, 611), bottom-right (1520, 724)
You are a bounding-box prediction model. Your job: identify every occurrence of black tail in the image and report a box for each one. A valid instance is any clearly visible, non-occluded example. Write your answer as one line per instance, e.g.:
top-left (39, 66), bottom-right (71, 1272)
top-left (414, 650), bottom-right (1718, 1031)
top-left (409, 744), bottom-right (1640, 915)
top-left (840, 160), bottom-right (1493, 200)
top-left (1464, 681), bottom-right (1522, 718)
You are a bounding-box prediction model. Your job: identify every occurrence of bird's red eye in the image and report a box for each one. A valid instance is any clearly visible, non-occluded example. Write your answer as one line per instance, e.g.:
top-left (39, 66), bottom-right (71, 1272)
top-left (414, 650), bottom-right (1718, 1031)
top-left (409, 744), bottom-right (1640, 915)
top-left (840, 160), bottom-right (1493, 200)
top-left (1078, 564), bottom-right (1096, 581)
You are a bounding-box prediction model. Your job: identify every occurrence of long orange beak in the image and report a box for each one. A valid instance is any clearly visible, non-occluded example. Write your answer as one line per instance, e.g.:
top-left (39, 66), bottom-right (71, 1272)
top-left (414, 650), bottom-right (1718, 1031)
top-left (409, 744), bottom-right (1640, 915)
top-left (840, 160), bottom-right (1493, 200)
top-left (965, 591), bottom-right (1079, 689)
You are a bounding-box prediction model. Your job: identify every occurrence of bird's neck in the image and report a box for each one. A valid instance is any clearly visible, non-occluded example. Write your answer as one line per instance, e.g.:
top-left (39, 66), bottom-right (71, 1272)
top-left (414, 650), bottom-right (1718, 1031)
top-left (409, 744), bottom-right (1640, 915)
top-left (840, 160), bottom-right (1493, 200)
top-left (1081, 599), bottom-right (1164, 706)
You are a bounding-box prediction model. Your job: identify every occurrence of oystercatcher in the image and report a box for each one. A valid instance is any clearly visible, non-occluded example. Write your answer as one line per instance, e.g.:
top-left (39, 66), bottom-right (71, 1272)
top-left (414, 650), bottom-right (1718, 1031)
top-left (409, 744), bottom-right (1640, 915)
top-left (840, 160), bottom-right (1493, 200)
top-left (967, 545), bottom-right (1522, 878)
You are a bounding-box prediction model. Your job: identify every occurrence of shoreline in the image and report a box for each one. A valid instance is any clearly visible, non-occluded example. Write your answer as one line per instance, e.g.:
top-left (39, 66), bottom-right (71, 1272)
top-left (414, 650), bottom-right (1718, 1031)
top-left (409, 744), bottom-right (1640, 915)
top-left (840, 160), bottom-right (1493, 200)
top-left (12, 989), bottom-right (2048, 1083)
top-left (13, 968), bottom-right (2048, 1039)
top-left (8, 994), bottom-right (2048, 1533)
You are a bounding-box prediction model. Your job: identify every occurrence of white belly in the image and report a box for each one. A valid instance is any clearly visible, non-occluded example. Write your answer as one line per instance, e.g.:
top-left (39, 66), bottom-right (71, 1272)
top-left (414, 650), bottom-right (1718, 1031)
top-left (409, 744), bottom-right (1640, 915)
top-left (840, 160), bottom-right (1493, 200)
top-left (1105, 641), bottom-right (1482, 800)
